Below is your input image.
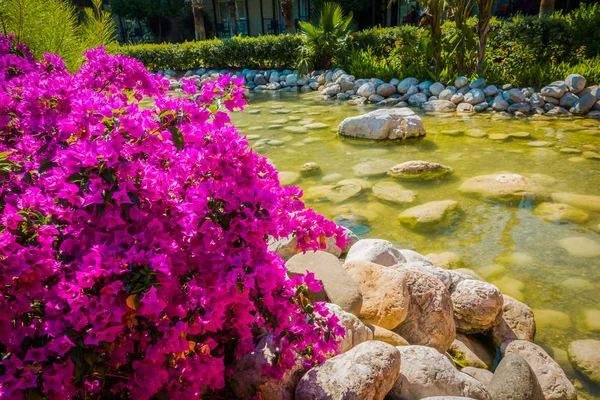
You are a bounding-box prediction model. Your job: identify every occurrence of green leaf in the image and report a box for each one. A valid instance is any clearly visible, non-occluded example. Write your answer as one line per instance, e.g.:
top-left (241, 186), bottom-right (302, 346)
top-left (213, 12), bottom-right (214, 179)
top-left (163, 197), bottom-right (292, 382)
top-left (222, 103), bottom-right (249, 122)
top-left (128, 192), bottom-right (141, 207)
top-left (168, 126), bottom-right (184, 150)
top-left (0, 151), bottom-right (13, 161)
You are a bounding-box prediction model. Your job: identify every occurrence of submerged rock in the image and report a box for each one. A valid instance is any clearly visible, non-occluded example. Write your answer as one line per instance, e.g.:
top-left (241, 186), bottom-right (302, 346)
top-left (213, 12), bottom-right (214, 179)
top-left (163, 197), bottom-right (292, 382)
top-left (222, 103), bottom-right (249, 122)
top-left (558, 236), bottom-right (600, 258)
top-left (388, 160), bottom-right (454, 181)
top-left (551, 192), bottom-right (600, 212)
top-left (533, 202), bottom-right (590, 224)
top-left (295, 341), bottom-right (401, 400)
top-left (398, 200), bottom-right (460, 231)
top-left (459, 173), bottom-right (549, 204)
top-left (372, 181), bottom-right (416, 204)
top-left (338, 108), bottom-right (426, 140)
top-left (568, 339), bottom-right (600, 383)
top-left (353, 159), bottom-right (397, 178)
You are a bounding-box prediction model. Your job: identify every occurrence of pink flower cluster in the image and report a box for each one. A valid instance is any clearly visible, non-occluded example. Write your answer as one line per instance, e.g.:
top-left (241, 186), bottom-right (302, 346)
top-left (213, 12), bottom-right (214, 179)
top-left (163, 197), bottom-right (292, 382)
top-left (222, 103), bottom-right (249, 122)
top-left (0, 34), bottom-right (346, 399)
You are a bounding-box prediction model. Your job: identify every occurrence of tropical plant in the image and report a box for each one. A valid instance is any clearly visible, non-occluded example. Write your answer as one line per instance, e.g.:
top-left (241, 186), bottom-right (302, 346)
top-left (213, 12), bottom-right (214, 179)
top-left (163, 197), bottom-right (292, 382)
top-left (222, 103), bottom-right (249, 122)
top-left (475, 0), bottom-right (493, 74)
top-left (297, 2), bottom-right (354, 73)
top-left (445, 0), bottom-right (474, 74)
top-left (0, 0), bottom-right (116, 70)
top-left (0, 33), bottom-right (345, 399)
top-left (345, 47), bottom-right (398, 81)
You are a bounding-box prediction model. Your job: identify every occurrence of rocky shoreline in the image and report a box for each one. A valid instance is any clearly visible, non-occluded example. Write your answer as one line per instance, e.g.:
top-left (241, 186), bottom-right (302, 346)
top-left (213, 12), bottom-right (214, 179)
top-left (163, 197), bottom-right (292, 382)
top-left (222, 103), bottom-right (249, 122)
top-left (228, 232), bottom-right (599, 399)
top-left (162, 68), bottom-right (600, 119)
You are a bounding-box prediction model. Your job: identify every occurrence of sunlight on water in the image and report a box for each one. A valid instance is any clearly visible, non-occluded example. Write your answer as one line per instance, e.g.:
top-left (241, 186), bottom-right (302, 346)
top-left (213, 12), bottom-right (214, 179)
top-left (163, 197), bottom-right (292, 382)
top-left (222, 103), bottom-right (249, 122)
top-left (231, 91), bottom-right (600, 398)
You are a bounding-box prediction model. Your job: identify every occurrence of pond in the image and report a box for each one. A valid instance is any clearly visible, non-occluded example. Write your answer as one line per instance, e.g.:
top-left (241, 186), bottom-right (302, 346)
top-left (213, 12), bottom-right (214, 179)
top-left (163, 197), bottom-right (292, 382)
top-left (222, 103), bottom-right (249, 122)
top-left (233, 91), bottom-right (600, 397)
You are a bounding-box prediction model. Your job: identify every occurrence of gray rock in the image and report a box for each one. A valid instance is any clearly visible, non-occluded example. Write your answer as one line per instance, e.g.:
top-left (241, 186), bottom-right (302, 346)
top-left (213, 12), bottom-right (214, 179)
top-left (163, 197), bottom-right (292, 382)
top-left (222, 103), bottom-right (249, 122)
top-left (345, 238), bottom-right (405, 266)
top-left (297, 75), bottom-right (309, 86)
top-left (457, 103), bottom-right (474, 113)
top-left (452, 280), bottom-right (503, 334)
top-left (418, 80), bottom-right (433, 92)
top-left (390, 345), bottom-right (491, 399)
top-left (451, 93), bottom-right (465, 104)
top-left (491, 95), bottom-right (509, 111)
top-left (285, 74), bottom-right (297, 86)
top-left (566, 74), bottom-right (586, 93)
top-left (455, 76), bottom-right (469, 89)
top-left (461, 367), bottom-right (493, 386)
top-left (470, 77), bottom-right (486, 89)
top-left (322, 84), bottom-right (341, 97)
top-left (266, 82), bottom-right (281, 90)
top-left (309, 81), bottom-right (320, 90)
top-left (388, 160), bottom-right (453, 181)
top-left (397, 250), bottom-right (433, 265)
top-left (368, 94), bottom-right (385, 103)
top-left (268, 71), bottom-right (280, 83)
top-left (547, 106), bottom-right (571, 116)
top-left (560, 92), bottom-right (579, 108)
top-left (464, 89), bottom-right (485, 105)
top-left (392, 261), bottom-right (472, 294)
top-left (254, 73), bottom-right (267, 86)
top-left (408, 92), bottom-right (428, 106)
top-left (439, 88), bottom-right (455, 101)
top-left (474, 103), bottom-right (488, 112)
top-left (337, 108), bottom-right (425, 140)
top-left (508, 88), bottom-right (526, 103)
top-left (430, 82), bottom-right (446, 96)
top-left (295, 341), bottom-right (401, 400)
top-left (422, 100), bottom-right (457, 112)
top-left (507, 102), bottom-right (531, 113)
top-left (542, 95), bottom-right (560, 105)
top-left (541, 82), bottom-right (567, 98)
top-left (502, 340), bottom-right (577, 400)
top-left (300, 162), bottom-right (321, 176)
top-left (372, 181), bottom-right (416, 204)
top-left (300, 84), bottom-right (311, 93)
top-left (570, 93), bottom-right (597, 115)
top-left (325, 303), bottom-right (372, 354)
top-left (357, 82), bottom-right (376, 97)
top-left (393, 269), bottom-right (456, 353)
top-left (286, 251), bottom-right (363, 316)
top-left (483, 85), bottom-right (498, 97)
top-left (398, 200), bottom-right (460, 231)
top-left (459, 173), bottom-right (549, 204)
top-left (529, 93), bottom-right (545, 107)
top-left (377, 98), bottom-right (402, 106)
top-left (377, 83), bottom-right (397, 97)
top-left (398, 77), bottom-right (420, 93)
top-left (390, 78), bottom-right (400, 86)
top-left (457, 85), bottom-right (471, 95)
top-left (325, 70), bottom-right (334, 82)
top-left (487, 353), bottom-right (545, 400)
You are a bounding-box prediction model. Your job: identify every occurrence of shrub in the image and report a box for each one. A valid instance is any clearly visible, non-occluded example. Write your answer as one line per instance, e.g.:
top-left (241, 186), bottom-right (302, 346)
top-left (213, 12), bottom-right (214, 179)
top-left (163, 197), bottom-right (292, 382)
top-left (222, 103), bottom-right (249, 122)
top-left (0, 34), bottom-right (345, 399)
top-left (116, 35), bottom-right (303, 71)
top-left (345, 48), bottom-right (398, 81)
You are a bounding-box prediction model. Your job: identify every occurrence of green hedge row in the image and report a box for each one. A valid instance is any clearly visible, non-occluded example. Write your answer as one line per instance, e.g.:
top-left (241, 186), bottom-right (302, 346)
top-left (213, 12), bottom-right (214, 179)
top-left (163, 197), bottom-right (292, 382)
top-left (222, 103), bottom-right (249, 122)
top-left (116, 35), bottom-right (303, 71)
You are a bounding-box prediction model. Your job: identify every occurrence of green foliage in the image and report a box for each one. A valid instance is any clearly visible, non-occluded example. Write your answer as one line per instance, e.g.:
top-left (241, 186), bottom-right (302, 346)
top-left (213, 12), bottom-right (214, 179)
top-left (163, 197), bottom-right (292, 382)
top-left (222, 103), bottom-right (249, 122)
top-left (297, 2), bottom-right (354, 73)
top-left (344, 48), bottom-right (398, 82)
top-left (117, 35), bottom-right (303, 70)
top-left (0, 0), bottom-right (116, 70)
top-left (560, 3), bottom-right (600, 57)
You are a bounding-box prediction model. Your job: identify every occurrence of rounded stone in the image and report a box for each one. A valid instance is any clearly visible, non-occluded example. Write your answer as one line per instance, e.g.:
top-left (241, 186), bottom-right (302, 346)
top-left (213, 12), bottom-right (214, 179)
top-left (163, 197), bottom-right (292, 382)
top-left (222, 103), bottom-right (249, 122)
top-left (388, 160), bottom-right (453, 181)
top-left (568, 339), bottom-right (600, 383)
top-left (449, 333), bottom-right (495, 370)
top-left (501, 340), bottom-right (577, 400)
top-left (451, 280), bottom-right (503, 334)
top-left (367, 325), bottom-right (410, 346)
top-left (300, 162), bottom-right (321, 176)
top-left (390, 345), bottom-right (491, 400)
top-left (491, 295), bottom-right (536, 347)
top-left (487, 353), bottom-right (545, 400)
top-left (559, 236), bottom-right (600, 258)
top-left (393, 269), bottom-right (456, 353)
top-left (279, 171), bottom-right (300, 186)
top-left (343, 260), bottom-right (410, 330)
top-left (372, 181), bottom-right (416, 204)
top-left (533, 202), bottom-right (590, 224)
top-left (426, 252), bottom-right (461, 269)
top-left (295, 341), bottom-right (401, 400)
top-left (344, 238), bottom-right (405, 266)
top-left (286, 251), bottom-right (363, 316)
top-left (325, 303), bottom-right (373, 354)
top-left (461, 367), bottom-right (493, 386)
top-left (353, 159), bottom-right (397, 178)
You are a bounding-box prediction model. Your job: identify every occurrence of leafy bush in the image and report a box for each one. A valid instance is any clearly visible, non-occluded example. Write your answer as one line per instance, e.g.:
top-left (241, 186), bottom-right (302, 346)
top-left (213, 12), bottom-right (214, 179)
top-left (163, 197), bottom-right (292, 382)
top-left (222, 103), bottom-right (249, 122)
top-left (0, 34), bottom-right (344, 399)
top-left (345, 48), bottom-right (398, 82)
top-left (561, 3), bottom-right (600, 58)
top-left (117, 35), bottom-right (303, 70)
top-left (0, 0), bottom-right (116, 70)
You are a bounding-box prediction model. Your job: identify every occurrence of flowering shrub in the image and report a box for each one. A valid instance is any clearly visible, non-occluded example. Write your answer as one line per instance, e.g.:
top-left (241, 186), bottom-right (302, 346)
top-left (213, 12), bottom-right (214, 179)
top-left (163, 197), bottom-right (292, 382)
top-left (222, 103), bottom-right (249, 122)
top-left (0, 34), bottom-right (345, 399)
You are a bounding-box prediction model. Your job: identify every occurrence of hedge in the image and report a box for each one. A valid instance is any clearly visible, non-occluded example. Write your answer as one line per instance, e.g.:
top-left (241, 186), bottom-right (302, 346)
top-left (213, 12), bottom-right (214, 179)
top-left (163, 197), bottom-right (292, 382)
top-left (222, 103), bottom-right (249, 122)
top-left (116, 35), bottom-right (303, 71)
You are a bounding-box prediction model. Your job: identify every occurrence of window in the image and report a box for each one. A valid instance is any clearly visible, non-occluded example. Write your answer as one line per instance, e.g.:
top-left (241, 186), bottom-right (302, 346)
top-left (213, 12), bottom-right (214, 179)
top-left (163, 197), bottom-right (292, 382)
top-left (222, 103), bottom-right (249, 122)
top-left (217, 0), bottom-right (247, 23)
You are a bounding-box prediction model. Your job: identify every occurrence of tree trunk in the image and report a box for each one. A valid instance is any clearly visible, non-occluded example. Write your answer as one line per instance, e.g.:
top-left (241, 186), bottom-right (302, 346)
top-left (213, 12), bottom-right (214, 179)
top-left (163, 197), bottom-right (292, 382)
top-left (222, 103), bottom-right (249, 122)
top-left (476, 0), bottom-right (492, 74)
top-left (227, 0), bottom-right (237, 36)
top-left (191, 0), bottom-right (206, 40)
top-left (539, 0), bottom-right (555, 17)
top-left (430, 0), bottom-right (443, 72)
top-left (281, 0), bottom-right (296, 34)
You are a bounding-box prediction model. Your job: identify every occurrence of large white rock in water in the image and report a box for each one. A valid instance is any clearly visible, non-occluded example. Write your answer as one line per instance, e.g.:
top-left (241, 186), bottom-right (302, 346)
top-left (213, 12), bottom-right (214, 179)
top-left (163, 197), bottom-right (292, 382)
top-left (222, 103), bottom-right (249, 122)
top-left (345, 238), bottom-right (405, 266)
top-left (393, 268), bottom-right (456, 353)
top-left (502, 340), bottom-right (577, 400)
top-left (286, 251), bottom-right (363, 316)
top-left (390, 345), bottom-right (491, 400)
top-left (451, 280), bottom-right (504, 334)
top-left (343, 260), bottom-right (410, 330)
top-left (325, 303), bottom-right (373, 354)
top-left (295, 341), bottom-right (401, 400)
top-left (337, 108), bottom-right (426, 140)
top-left (459, 173), bottom-right (549, 204)
top-left (230, 334), bottom-right (305, 400)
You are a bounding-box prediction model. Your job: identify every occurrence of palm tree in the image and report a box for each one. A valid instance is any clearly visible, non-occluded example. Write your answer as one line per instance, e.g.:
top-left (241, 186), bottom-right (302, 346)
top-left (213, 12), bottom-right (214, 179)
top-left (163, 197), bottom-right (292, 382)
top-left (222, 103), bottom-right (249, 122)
top-left (539, 0), bottom-right (555, 17)
top-left (190, 0), bottom-right (206, 40)
top-left (281, 0), bottom-right (296, 33)
top-left (445, 0), bottom-right (473, 74)
top-left (475, 0), bottom-right (493, 74)
top-left (297, 2), bottom-right (353, 73)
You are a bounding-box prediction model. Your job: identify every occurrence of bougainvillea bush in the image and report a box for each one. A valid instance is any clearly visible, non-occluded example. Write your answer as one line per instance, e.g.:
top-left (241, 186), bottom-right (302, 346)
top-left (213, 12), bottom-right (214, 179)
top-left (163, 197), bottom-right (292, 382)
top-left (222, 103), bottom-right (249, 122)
top-left (0, 34), bottom-right (345, 399)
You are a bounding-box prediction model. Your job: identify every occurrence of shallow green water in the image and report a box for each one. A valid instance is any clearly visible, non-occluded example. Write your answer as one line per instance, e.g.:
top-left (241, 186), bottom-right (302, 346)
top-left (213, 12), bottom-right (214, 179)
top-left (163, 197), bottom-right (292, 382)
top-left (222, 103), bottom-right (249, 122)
top-left (233, 91), bottom-right (600, 397)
